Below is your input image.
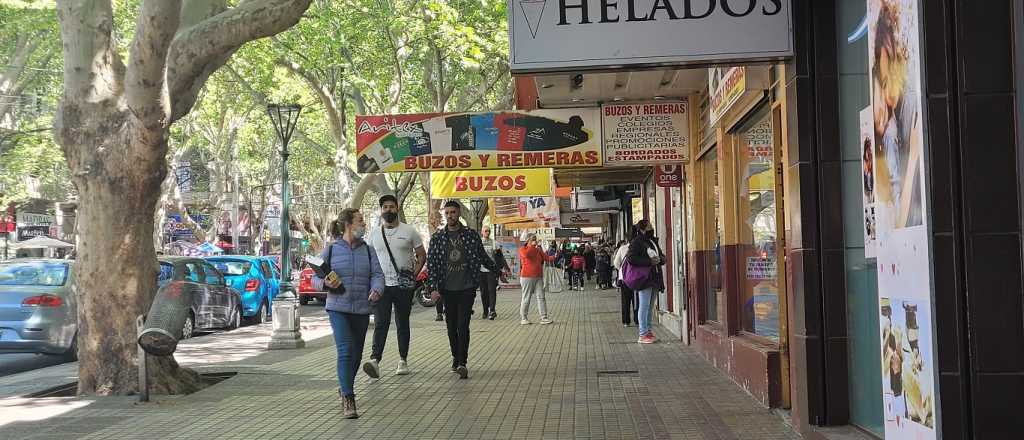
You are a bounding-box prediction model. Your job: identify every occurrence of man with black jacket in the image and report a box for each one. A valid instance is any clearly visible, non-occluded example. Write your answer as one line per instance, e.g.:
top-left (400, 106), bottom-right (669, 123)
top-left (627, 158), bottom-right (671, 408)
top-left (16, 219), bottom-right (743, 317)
top-left (427, 201), bottom-right (508, 379)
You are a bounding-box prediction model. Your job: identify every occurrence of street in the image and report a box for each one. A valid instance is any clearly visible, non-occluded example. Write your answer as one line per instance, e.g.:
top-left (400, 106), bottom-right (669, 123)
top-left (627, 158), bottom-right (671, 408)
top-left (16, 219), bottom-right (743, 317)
top-left (0, 303), bottom-right (327, 379)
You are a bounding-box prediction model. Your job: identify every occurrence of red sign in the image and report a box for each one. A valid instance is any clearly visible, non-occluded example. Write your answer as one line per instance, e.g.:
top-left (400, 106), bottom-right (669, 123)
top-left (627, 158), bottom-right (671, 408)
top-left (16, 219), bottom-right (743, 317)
top-left (656, 164), bottom-right (683, 188)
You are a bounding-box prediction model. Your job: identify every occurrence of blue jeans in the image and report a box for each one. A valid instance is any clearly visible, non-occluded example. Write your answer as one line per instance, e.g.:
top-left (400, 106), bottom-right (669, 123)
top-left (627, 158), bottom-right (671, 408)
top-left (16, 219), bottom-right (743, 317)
top-left (328, 310), bottom-right (370, 397)
top-left (637, 287), bottom-right (655, 336)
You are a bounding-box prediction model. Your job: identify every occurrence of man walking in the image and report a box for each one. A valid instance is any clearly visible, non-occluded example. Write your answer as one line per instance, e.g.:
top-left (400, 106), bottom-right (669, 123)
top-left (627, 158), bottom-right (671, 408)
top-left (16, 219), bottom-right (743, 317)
top-left (478, 225), bottom-right (501, 320)
top-left (427, 201), bottom-right (507, 379)
top-left (364, 195), bottom-right (426, 378)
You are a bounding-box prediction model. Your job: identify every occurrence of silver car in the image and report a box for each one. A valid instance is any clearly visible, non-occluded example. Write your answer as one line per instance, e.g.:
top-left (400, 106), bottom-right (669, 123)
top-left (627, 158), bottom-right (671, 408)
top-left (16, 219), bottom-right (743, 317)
top-left (0, 259), bottom-right (77, 359)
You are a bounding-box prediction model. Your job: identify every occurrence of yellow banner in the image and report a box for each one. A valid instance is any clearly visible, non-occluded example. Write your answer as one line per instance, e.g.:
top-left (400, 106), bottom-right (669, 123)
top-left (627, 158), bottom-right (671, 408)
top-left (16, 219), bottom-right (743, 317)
top-left (431, 169), bottom-right (552, 198)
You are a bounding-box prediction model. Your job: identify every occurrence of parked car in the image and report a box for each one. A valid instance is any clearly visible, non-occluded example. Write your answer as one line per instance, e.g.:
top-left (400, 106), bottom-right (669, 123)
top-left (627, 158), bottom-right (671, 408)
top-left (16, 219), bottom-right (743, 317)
top-left (158, 257), bottom-right (243, 339)
top-left (298, 266), bottom-right (326, 305)
top-left (205, 256), bottom-right (280, 325)
top-left (0, 259), bottom-right (77, 359)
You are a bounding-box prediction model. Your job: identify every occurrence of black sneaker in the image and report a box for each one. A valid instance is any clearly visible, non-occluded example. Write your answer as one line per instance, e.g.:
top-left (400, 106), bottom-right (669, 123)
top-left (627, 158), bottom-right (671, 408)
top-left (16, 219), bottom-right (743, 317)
top-left (451, 360), bottom-right (458, 372)
top-left (456, 365), bottom-right (468, 379)
top-left (489, 311), bottom-right (496, 320)
top-left (435, 313), bottom-right (444, 322)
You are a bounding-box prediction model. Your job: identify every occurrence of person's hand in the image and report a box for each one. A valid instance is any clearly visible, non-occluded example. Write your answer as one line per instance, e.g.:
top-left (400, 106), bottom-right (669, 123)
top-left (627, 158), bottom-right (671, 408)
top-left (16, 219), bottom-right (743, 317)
top-left (430, 291), bottom-right (441, 302)
top-left (369, 290), bottom-right (381, 303)
top-left (651, 256), bottom-right (662, 265)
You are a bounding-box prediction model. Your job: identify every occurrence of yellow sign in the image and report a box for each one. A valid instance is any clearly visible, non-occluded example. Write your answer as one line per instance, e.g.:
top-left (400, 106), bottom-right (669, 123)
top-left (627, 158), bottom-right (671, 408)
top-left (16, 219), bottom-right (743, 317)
top-left (431, 169), bottom-right (552, 198)
top-left (709, 67), bottom-right (746, 125)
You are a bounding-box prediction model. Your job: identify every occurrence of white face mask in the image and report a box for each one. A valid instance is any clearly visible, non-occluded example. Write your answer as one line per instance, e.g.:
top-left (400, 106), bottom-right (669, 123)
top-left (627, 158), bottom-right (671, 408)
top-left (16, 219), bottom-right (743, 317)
top-left (352, 226), bottom-right (366, 239)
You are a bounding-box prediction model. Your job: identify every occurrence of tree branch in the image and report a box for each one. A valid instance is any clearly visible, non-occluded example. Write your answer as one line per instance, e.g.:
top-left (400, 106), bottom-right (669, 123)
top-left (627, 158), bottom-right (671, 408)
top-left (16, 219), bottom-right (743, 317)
top-left (126, 0), bottom-right (182, 133)
top-left (167, 0), bottom-right (313, 122)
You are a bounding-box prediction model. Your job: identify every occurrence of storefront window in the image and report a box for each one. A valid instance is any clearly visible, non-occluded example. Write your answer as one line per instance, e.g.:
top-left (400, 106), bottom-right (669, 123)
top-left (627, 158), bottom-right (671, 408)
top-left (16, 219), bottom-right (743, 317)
top-left (701, 149), bottom-right (722, 322)
top-left (735, 110), bottom-right (780, 341)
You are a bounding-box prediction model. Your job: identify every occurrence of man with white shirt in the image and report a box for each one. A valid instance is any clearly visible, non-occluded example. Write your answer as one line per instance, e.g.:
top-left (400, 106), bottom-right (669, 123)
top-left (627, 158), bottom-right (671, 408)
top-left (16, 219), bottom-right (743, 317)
top-left (363, 195), bottom-right (426, 377)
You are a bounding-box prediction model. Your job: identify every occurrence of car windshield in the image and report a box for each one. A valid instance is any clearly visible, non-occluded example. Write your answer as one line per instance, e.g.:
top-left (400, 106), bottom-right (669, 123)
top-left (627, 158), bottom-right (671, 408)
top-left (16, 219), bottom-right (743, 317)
top-left (210, 260), bottom-right (251, 276)
top-left (158, 263), bottom-right (174, 282)
top-left (0, 262), bottom-right (69, 286)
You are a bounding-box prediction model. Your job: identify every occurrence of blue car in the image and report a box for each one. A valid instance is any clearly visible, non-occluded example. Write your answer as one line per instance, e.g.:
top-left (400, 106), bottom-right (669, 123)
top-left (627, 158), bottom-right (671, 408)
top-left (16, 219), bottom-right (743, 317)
top-left (205, 256), bottom-right (281, 325)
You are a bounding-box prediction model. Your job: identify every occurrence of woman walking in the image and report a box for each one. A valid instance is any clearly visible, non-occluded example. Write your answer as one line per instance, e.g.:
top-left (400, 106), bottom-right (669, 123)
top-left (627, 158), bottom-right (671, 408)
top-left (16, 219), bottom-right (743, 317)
top-left (626, 220), bottom-right (665, 344)
top-left (519, 232), bottom-right (559, 325)
top-left (315, 208), bottom-right (385, 418)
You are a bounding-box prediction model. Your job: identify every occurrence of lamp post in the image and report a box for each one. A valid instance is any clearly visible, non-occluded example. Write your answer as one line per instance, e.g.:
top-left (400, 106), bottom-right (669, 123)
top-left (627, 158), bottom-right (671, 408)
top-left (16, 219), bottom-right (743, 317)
top-left (266, 103), bottom-right (305, 350)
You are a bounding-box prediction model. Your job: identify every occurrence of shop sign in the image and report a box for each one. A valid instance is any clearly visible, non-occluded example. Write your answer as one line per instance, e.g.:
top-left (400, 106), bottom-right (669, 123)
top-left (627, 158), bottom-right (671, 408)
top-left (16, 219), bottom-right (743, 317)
top-left (509, 0), bottom-right (793, 73)
top-left (490, 196), bottom-right (560, 225)
top-left (355, 109), bottom-right (602, 173)
top-left (867, 1), bottom-right (937, 438)
top-left (430, 168), bottom-right (552, 198)
top-left (709, 67), bottom-right (747, 125)
top-left (16, 213), bottom-right (54, 226)
top-left (655, 164), bottom-right (683, 187)
top-left (165, 214), bottom-right (212, 241)
top-left (17, 225), bottom-right (50, 241)
top-left (602, 102), bottom-right (689, 165)
top-left (745, 257), bottom-right (776, 280)
top-left (746, 118), bottom-right (773, 163)
top-left (559, 212), bottom-right (607, 227)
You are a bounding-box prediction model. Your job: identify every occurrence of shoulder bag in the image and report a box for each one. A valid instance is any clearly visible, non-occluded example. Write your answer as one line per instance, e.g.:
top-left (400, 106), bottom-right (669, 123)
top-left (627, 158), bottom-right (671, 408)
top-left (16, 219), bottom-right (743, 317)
top-left (382, 226), bottom-right (417, 290)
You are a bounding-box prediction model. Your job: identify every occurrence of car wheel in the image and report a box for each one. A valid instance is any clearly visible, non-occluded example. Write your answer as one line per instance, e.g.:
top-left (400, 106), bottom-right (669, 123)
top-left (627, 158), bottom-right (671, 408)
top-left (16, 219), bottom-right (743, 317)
top-left (181, 312), bottom-right (195, 340)
top-left (255, 301), bottom-right (267, 325)
top-left (227, 306), bottom-right (241, 330)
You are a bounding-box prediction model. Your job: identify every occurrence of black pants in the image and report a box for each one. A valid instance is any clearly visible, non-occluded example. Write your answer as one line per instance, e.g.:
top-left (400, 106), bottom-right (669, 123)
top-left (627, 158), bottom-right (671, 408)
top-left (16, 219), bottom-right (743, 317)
top-left (371, 286), bottom-right (413, 362)
top-left (443, 288), bottom-right (476, 366)
top-left (620, 284), bottom-right (639, 325)
top-left (436, 299), bottom-right (444, 315)
top-left (478, 271), bottom-right (498, 315)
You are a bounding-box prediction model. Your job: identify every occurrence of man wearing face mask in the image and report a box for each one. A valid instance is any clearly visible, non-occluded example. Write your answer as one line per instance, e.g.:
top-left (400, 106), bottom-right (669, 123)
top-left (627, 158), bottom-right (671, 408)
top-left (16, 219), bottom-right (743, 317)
top-left (364, 195), bottom-right (426, 377)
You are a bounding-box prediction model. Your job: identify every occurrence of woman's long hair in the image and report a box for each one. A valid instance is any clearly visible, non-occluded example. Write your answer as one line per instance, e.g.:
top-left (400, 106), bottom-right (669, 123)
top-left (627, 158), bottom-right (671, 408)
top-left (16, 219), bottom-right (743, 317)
top-left (329, 208), bottom-right (360, 238)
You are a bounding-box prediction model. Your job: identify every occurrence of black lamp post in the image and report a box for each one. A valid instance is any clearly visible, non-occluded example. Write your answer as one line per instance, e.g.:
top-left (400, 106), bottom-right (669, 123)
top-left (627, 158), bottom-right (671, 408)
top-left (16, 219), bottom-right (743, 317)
top-left (266, 103), bottom-right (305, 350)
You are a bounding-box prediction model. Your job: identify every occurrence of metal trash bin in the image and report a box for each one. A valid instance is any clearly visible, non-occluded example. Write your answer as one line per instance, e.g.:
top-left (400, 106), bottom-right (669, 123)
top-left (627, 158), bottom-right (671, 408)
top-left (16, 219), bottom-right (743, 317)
top-left (138, 281), bottom-right (195, 356)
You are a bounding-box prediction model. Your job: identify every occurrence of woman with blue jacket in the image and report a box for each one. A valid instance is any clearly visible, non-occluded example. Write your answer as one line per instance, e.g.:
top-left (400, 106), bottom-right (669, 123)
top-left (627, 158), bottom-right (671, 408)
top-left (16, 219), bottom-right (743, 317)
top-left (314, 208), bottom-right (385, 419)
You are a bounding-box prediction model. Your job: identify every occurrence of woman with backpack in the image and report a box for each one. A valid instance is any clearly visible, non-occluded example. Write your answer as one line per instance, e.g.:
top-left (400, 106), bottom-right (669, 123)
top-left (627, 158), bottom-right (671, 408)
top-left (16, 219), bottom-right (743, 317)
top-left (313, 208), bottom-right (385, 418)
top-left (624, 219), bottom-right (665, 344)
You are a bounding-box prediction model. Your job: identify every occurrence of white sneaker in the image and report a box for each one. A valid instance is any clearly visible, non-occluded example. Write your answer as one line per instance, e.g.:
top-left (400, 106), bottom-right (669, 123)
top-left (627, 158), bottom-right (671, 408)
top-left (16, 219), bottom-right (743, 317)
top-left (520, 319), bottom-right (532, 325)
top-left (539, 318), bottom-right (554, 325)
top-left (362, 359), bottom-right (380, 379)
top-left (395, 359), bottom-right (410, 376)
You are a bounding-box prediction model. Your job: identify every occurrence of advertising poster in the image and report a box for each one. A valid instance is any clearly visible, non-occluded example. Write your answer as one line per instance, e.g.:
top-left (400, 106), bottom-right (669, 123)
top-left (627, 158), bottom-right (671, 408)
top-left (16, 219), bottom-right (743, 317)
top-left (430, 168), bottom-right (552, 198)
top-left (860, 107), bottom-right (879, 258)
top-left (868, 0), bottom-right (936, 438)
top-left (496, 236), bottom-right (521, 286)
top-left (602, 102), bottom-right (689, 164)
top-left (355, 109), bottom-right (602, 173)
top-left (489, 196), bottom-right (560, 226)
top-left (709, 67), bottom-right (746, 125)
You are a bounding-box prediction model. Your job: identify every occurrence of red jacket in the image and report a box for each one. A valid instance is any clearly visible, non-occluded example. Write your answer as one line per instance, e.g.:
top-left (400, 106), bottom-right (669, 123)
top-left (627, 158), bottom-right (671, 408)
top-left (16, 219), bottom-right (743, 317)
top-left (571, 255), bottom-right (586, 270)
top-left (519, 245), bottom-right (556, 278)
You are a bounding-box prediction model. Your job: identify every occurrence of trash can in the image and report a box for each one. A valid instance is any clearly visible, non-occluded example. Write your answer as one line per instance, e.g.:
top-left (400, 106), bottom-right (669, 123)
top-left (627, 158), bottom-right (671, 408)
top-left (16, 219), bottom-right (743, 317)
top-left (138, 281), bottom-right (195, 356)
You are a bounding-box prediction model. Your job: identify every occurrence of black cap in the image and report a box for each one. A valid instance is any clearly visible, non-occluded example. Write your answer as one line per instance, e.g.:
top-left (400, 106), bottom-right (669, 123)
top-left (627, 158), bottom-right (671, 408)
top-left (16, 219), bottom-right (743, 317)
top-left (379, 194), bottom-right (398, 207)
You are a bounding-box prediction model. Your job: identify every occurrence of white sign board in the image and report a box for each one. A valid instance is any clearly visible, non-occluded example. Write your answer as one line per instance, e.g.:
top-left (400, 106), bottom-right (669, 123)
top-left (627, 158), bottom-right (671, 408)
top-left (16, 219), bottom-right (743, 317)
top-left (602, 102), bottom-right (689, 165)
top-left (510, 0), bottom-right (794, 73)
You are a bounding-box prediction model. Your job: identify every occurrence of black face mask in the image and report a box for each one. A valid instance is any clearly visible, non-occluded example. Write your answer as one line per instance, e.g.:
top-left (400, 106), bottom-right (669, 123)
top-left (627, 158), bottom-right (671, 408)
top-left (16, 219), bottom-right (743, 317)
top-left (382, 212), bottom-right (398, 223)
top-left (645, 229), bottom-right (655, 238)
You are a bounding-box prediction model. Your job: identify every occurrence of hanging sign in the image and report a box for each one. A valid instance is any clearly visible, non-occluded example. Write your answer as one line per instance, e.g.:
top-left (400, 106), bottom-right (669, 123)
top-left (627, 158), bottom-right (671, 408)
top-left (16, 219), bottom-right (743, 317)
top-left (559, 212), bottom-right (607, 227)
top-left (868, 0), bottom-right (936, 438)
top-left (355, 109), bottom-right (602, 173)
top-left (655, 164), bottom-right (683, 188)
top-left (709, 67), bottom-right (747, 125)
top-left (509, 0), bottom-right (793, 73)
top-left (602, 102), bottom-right (689, 164)
top-left (430, 169), bottom-right (552, 198)
top-left (490, 196), bottom-right (560, 225)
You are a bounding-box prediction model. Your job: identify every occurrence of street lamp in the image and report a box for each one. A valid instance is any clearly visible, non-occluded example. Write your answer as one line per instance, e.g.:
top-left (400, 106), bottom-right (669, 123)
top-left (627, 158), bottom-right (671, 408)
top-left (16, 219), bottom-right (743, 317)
top-left (266, 103), bottom-right (305, 350)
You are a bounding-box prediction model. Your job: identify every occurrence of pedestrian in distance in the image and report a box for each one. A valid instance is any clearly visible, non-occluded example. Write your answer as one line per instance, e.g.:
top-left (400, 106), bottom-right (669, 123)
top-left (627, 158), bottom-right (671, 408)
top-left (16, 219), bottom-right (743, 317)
top-left (364, 195), bottom-right (426, 378)
top-left (426, 200), bottom-right (509, 379)
top-left (584, 244), bottom-right (597, 281)
top-left (477, 225), bottom-right (502, 320)
top-left (313, 208), bottom-right (385, 419)
top-left (626, 220), bottom-right (666, 344)
top-left (613, 239), bottom-right (637, 327)
top-left (596, 247), bottom-right (613, 289)
top-left (518, 232), bottom-right (559, 325)
top-left (570, 251), bottom-right (586, 290)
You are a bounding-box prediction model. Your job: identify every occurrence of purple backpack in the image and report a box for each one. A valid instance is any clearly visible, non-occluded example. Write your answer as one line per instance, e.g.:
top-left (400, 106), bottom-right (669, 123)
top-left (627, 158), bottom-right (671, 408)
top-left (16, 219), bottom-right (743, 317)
top-left (622, 260), bottom-right (651, 290)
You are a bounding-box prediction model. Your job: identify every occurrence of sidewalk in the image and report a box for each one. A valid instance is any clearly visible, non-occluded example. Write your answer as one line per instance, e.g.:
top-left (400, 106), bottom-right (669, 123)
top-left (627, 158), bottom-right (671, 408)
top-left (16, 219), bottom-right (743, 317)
top-left (0, 288), bottom-right (800, 440)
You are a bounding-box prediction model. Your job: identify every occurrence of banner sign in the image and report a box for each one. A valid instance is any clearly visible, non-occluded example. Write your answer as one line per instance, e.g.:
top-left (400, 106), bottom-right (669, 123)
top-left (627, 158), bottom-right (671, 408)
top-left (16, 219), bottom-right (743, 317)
top-left (602, 102), bottom-right (689, 164)
top-left (356, 109), bottom-right (602, 173)
top-left (859, 107), bottom-right (878, 258)
top-left (709, 67), bottom-right (747, 125)
top-left (655, 164), bottom-right (683, 188)
top-left (17, 225), bottom-right (49, 241)
top-left (559, 212), bottom-right (607, 227)
top-left (509, 0), bottom-right (793, 73)
top-left (868, 0), bottom-right (936, 438)
top-left (490, 196), bottom-right (560, 225)
top-left (430, 169), bottom-right (552, 198)
top-left (16, 213), bottom-right (54, 226)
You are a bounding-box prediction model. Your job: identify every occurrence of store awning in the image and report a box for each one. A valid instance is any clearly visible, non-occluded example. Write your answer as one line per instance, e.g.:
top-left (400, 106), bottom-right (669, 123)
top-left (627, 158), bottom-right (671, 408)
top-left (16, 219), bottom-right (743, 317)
top-left (554, 166), bottom-right (652, 188)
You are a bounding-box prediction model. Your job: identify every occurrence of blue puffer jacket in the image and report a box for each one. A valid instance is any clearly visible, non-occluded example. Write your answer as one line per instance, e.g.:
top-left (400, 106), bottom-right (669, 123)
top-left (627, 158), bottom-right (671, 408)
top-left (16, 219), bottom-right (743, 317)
top-left (314, 239), bottom-right (385, 315)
